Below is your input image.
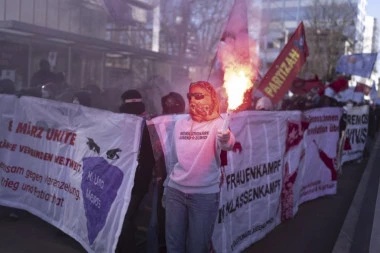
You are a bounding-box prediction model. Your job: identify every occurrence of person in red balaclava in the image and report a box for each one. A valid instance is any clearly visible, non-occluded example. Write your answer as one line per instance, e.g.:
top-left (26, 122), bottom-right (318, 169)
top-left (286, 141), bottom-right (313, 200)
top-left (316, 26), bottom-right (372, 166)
top-left (165, 81), bottom-right (235, 253)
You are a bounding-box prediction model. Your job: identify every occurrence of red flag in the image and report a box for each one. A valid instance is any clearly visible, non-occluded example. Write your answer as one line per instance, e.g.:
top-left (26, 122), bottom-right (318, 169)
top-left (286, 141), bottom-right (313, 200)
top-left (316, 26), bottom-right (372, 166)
top-left (355, 82), bottom-right (371, 95)
top-left (258, 22), bottom-right (309, 103)
top-left (329, 77), bottom-right (349, 93)
top-left (290, 76), bottom-right (324, 95)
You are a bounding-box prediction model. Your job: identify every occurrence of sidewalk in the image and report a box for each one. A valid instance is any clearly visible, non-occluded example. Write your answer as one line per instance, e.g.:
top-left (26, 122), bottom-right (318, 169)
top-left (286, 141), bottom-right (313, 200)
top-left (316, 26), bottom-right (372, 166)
top-left (333, 133), bottom-right (380, 253)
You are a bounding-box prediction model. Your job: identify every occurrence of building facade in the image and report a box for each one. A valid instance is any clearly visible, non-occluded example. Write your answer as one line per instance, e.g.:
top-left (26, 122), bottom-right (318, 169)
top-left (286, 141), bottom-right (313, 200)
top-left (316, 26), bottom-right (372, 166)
top-left (363, 16), bottom-right (379, 55)
top-left (258, 0), bottom-right (368, 81)
top-left (0, 0), bottom-right (188, 102)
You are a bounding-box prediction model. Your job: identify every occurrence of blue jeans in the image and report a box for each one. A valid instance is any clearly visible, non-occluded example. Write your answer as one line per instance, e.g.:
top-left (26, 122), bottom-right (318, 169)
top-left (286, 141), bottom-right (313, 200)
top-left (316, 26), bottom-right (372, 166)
top-left (165, 187), bottom-right (219, 253)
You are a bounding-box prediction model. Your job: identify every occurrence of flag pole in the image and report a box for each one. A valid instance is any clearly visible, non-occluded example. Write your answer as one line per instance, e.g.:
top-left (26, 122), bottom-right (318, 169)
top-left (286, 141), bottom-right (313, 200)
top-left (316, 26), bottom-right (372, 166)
top-left (207, 53), bottom-right (218, 82)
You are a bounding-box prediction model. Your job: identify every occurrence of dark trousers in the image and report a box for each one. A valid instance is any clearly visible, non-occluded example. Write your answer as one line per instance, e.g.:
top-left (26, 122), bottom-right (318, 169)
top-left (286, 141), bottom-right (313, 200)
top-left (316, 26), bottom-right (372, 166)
top-left (146, 181), bottom-right (167, 253)
top-left (116, 193), bottom-right (145, 253)
top-left (157, 183), bottom-right (166, 252)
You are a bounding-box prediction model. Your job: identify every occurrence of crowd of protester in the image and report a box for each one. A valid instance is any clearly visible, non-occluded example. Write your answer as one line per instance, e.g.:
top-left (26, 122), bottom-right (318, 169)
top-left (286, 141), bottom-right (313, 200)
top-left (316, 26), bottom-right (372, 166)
top-left (0, 59), bottom-right (122, 113)
top-left (2, 59), bottom-right (380, 253)
top-left (2, 60), bottom-right (380, 121)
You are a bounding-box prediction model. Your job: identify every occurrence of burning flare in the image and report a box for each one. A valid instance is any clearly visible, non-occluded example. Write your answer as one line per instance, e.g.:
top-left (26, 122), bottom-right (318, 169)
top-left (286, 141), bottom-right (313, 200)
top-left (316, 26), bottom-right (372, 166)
top-left (220, 66), bottom-right (255, 132)
top-left (223, 68), bottom-right (253, 110)
top-left (216, 2), bottom-right (259, 130)
top-left (217, 33), bottom-right (259, 112)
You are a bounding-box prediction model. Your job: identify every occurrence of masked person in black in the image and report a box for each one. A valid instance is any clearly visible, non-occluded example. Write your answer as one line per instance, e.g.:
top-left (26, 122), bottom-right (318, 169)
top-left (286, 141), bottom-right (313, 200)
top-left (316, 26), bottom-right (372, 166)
top-left (117, 89), bottom-right (155, 253)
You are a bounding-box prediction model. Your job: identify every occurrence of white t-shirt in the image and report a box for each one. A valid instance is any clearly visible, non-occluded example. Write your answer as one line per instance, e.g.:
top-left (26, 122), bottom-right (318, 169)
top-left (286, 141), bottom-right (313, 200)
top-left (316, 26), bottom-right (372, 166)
top-left (168, 116), bottom-right (235, 194)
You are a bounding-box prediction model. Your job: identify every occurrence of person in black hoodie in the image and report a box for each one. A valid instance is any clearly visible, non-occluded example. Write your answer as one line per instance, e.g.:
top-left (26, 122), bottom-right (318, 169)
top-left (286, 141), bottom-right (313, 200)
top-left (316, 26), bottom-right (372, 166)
top-left (117, 89), bottom-right (155, 253)
top-left (30, 59), bottom-right (56, 87)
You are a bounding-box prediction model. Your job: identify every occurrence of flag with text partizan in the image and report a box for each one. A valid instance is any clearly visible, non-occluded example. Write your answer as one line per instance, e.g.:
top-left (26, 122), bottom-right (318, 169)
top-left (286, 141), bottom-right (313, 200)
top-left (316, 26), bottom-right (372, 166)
top-left (257, 22), bottom-right (309, 104)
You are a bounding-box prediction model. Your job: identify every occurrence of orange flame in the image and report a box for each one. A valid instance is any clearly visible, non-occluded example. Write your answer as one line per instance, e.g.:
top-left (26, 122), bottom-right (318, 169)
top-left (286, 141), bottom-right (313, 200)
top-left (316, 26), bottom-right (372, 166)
top-left (223, 67), bottom-right (254, 110)
top-left (218, 31), bottom-right (259, 111)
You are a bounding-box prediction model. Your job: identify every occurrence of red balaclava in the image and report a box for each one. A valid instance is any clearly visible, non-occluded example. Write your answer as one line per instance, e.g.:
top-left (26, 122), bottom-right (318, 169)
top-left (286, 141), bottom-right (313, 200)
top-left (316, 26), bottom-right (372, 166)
top-left (187, 81), bottom-right (220, 122)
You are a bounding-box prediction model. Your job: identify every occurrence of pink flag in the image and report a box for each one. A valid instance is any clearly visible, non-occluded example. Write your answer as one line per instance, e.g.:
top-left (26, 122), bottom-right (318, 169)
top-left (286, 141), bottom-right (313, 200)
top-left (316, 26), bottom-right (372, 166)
top-left (216, 0), bottom-right (260, 107)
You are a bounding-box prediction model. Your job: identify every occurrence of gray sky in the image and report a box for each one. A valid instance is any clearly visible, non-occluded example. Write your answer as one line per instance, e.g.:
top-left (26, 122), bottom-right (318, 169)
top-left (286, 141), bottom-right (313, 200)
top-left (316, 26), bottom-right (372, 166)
top-left (366, 0), bottom-right (380, 20)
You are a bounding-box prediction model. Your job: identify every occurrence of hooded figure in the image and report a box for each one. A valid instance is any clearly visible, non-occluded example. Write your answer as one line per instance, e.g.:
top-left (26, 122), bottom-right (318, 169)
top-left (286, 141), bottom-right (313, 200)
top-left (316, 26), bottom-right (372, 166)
top-left (117, 89), bottom-right (155, 253)
top-left (30, 59), bottom-right (56, 87)
top-left (119, 89), bottom-right (146, 116)
top-left (85, 84), bottom-right (106, 110)
top-left (187, 81), bottom-right (220, 122)
top-left (161, 92), bottom-right (185, 114)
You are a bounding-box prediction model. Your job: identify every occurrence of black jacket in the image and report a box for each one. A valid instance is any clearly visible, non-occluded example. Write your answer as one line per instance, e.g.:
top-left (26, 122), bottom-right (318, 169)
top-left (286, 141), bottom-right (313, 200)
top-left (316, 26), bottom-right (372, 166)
top-left (131, 123), bottom-right (155, 196)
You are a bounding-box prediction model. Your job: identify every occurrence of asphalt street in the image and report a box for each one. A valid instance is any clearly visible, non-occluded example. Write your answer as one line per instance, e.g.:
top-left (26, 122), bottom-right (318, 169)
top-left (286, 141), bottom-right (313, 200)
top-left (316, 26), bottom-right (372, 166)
top-left (243, 159), bottom-right (366, 253)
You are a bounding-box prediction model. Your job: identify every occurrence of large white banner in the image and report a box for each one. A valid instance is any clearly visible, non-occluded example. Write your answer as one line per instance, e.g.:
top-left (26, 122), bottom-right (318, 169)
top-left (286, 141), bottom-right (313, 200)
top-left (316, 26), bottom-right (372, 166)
top-left (0, 95), bottom-right (141, 253)
top-left (341, 105), bottom-right (369, 163)
top-left (299, 107), bottom-right (342, 204)
top-left (212, 111), bottom-right (287, 253)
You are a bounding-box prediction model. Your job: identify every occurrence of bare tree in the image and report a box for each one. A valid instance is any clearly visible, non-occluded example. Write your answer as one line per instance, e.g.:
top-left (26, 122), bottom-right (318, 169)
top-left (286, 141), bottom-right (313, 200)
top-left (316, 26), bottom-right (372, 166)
top-left (64, 0), bottom-right (108, 38)
top-left (159, 0), bottom-right (234, 65)
top-left (303, 0), bottom-right (358, 82)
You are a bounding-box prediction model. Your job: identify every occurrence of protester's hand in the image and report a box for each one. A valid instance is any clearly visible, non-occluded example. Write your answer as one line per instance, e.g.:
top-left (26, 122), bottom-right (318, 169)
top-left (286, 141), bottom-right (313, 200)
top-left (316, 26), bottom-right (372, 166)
top-left (217, 129), bottom-right (231, 144)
